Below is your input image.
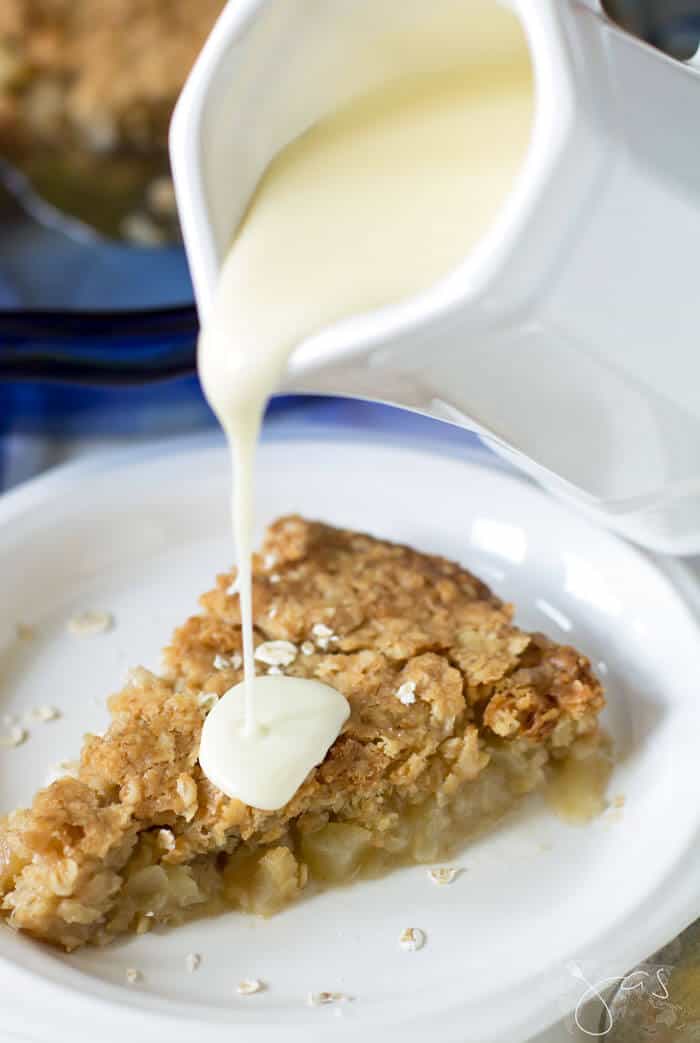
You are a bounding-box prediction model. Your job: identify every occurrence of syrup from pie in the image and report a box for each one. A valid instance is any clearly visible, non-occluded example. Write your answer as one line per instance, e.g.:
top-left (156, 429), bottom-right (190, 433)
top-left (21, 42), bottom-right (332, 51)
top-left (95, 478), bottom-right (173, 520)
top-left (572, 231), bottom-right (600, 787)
top-left (545, 740), bottom-right (614, 824)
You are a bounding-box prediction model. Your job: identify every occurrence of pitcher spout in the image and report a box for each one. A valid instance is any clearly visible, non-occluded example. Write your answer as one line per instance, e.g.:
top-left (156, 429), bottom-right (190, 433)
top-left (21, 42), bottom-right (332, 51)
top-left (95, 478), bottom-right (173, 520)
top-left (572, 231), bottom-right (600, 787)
top-left (172, 0), bottom-right (700, 554)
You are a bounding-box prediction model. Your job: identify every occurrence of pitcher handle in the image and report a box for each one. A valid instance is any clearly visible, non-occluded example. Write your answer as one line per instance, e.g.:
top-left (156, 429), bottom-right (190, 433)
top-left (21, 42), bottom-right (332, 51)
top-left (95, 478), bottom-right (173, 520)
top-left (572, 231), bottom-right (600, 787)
top-left (580, 0), bottom-right (700, 63)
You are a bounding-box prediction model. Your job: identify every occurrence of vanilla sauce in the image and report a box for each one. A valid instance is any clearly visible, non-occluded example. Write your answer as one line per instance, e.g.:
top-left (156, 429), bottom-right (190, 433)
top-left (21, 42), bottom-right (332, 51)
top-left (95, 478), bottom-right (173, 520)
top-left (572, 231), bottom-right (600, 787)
top-left (198, 5), bottom-right (533, 810)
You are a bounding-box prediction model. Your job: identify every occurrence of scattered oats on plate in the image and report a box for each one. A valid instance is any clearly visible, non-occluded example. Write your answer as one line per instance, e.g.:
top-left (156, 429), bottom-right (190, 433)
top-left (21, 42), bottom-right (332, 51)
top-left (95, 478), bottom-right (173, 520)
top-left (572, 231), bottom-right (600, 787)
top-left (427, 866), bottom-right (461, 885)
top-left (30, 706), bottom-right (61, 723)
top-left (237, 978), bottom-right (265, 995)
top-left (306, 991), bottom-right (351, 1007)
top-left (399, 927), bottom-right (426, 951)
top-left (0, 726), bottom-right (27, 749)
top-left (67, 610), bottom-right (114, 636)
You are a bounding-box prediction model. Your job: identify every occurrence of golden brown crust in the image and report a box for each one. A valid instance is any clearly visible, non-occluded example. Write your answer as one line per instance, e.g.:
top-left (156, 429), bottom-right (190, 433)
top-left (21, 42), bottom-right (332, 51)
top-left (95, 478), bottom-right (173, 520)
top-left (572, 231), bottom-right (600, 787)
top-left (0, 516), bottom-right (604, 949)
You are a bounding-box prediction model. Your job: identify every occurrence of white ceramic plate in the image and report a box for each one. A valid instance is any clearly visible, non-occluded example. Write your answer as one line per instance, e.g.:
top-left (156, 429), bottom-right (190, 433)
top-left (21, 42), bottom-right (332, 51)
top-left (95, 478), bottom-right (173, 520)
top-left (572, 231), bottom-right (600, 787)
top-left (1, 438), bottom-right (700, 1043)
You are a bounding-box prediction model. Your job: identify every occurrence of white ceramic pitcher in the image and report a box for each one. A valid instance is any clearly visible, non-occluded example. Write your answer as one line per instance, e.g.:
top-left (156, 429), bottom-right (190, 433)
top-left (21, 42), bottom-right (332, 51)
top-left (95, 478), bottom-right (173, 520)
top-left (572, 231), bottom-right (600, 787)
top-left (170, 0), bottom-right (700, 555)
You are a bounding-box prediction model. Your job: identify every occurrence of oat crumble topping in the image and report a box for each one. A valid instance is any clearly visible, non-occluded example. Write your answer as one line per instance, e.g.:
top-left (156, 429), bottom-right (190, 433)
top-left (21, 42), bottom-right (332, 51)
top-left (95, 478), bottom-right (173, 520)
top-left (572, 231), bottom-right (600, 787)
top-left (157, 829), bottom-right (175, 852)
top-left (395, 681), bottom-right (416, 706)
top-left (0, 516), bottom-right (605, 952)
top-left (0, 0), bottom-right (224, 153)
top-left (253, 640), bottom-right (297, 667)
top-left (208, 652), bottom-right (244, 676)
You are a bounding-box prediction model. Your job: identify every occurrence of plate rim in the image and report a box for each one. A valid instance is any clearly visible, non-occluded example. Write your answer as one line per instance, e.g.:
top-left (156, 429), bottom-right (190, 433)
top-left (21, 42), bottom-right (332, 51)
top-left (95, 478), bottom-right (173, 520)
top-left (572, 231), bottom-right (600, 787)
top-left (1, 433), bottom-right (700, 1043)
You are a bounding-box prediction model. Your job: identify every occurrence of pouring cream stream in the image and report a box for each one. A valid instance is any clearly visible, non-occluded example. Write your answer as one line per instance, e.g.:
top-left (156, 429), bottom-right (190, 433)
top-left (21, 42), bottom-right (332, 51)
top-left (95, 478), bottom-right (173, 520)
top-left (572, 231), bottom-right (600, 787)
top-left (197, 9), bottom-right (533, 810)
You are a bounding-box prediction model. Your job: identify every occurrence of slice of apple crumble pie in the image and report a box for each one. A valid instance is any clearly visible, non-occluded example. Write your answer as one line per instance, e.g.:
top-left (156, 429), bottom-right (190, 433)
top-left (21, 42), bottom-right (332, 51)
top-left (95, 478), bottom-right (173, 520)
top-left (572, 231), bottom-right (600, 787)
top-left (0, 516), bottom-right (605, 951)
